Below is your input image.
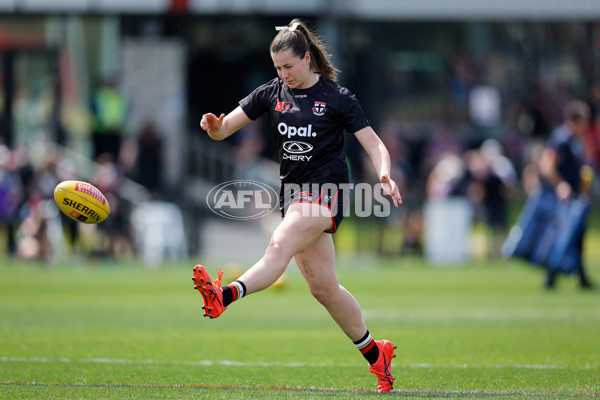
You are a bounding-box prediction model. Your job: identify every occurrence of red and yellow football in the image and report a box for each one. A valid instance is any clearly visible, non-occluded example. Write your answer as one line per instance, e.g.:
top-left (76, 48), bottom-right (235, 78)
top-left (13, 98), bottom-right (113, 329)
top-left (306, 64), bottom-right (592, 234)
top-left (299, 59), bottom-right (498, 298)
top-left (54, 180), bottom-right (110, 224)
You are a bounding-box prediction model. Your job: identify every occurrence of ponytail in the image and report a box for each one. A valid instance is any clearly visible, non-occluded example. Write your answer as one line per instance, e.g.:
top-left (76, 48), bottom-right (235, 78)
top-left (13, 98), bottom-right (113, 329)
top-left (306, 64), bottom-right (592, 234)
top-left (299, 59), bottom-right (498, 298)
top-left (270, 19), bottom-right (340, 82)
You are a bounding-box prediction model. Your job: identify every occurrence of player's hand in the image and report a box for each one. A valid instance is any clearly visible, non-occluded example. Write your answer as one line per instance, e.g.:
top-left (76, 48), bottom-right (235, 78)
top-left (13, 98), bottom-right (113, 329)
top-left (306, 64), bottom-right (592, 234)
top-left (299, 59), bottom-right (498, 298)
top-left (381, 175), bottom-right (402, 208)
top-left (200, 113), bottom-right (225, 133)
top-left (556, 181), bottom-right (572, 201)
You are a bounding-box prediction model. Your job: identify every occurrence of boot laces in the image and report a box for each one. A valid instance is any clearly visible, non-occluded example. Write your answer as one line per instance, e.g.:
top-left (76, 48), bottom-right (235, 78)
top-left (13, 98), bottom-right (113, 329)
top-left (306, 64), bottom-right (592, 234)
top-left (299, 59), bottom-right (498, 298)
top-left (214, 267), bottom-right (224, 288)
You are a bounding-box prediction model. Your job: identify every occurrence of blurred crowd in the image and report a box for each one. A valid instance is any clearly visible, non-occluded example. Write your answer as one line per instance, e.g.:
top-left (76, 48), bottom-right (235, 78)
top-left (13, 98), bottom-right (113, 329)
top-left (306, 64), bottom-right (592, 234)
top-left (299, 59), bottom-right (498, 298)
top-left (2, 56), bottom-right (600, 265)
top-left (0, 92), bottom-right (165, 263)
top-left (0, 143), bottom-right (125, 262)
top-left (360, 82), bottom-right (600, 259)
top-left (2, 86), bottom-right (600, 264)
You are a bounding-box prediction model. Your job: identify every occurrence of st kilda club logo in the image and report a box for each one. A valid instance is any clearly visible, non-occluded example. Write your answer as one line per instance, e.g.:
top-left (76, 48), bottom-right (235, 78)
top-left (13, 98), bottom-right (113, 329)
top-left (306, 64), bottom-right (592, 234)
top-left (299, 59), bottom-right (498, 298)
top-left (312, 101), bottom-right (326, 116)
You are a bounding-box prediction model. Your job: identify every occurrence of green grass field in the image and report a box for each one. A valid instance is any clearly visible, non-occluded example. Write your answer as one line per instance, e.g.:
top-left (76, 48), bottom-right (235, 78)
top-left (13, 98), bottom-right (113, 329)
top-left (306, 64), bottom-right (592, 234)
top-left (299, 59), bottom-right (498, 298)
top-left (1, 255), bottom-right (599, 399)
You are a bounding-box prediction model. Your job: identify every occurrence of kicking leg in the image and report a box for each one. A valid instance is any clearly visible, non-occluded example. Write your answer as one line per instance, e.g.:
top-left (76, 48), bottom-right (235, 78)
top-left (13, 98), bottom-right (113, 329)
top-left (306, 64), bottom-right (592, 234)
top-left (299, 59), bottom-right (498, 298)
top-left (236, 202), bottom-right (333, 294)
top-left (194, 202), bottom-right (332, 317)
top-left (295, 233), bottom-right (396, 392)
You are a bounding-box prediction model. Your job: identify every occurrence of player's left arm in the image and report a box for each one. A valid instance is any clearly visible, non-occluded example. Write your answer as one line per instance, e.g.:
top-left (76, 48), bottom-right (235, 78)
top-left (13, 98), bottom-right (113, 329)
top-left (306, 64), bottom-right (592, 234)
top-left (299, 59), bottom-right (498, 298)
top-left (354, 126), bottom-right (402, 207)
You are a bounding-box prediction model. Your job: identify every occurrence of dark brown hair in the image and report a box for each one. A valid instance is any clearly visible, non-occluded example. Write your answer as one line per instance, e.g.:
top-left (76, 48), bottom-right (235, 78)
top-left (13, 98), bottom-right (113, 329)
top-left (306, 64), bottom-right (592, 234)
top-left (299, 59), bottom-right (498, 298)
top-left (270, 18), bottom-right (340, 82)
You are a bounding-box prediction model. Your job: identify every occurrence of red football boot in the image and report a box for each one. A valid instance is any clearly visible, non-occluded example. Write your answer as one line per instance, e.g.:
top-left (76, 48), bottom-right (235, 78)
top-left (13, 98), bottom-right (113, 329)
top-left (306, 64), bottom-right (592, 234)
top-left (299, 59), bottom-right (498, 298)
top-left (368, 340), bottom-right (397, 392)
top-left (192, 265), bottom-right (226, 318)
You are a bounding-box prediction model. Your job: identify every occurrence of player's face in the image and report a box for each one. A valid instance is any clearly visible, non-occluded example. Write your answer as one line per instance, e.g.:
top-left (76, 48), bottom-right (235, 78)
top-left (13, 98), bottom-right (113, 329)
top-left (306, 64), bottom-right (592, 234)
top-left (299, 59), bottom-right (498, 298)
top-left (271, 49), bottom-right (312, 89)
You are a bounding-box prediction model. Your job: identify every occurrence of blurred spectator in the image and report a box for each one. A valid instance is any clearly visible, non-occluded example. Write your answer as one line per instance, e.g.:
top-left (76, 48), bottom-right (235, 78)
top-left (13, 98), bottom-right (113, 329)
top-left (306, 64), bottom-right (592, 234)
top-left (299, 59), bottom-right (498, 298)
top-left (422, 118), bottom-right (464, 174)
top-left (15, 193), bottom-right (48, 261)
top-left (232, 120), bottom-right (266, 182)
top-left (368, 118), bottom-right (412, 256)
top-left (0, 145), bottom-right (23, 255)
top-left (588, 81), bottom-right (600, 121)
top-left (400, 209), bottom-right (423, 256)
top-left (583, 82), bottom-right (600, 171)
top-left (13, 146), bottom-right (66, 263)
top-left (37, 147), bottom-right (60, 200)
top-left (93, 153), bottom-right (133, 259)
top-left (537, 99), bottom-right (594, 289)
top-left (426, 153), bottom-right (469, 199)
top-left (90, 76), bottom-right (128, 161)
top-left (16, 147), bottom-right (35, 208)
top-left (521, 86), bottom-right (552, 140)
top-left (448, 54), bottom-right (475, 107)
top-left (134, 121), bottom-right (163, 193)
top-left (120, 120), bottom-right (164, 196)
top-left (466, 139), bottom-right (517, 258)
top-left (520, 143), bottom-right (546, 196)
top-left (584, 111), bottom-right (600, 172)
top-left (424, 152), bottom-right (473, 264)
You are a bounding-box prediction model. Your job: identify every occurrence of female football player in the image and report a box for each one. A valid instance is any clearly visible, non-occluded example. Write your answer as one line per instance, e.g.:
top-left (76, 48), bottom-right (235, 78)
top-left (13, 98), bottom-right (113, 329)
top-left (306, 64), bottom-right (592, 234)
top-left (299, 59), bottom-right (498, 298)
top-left (196, 19), bottom-right (402, 392)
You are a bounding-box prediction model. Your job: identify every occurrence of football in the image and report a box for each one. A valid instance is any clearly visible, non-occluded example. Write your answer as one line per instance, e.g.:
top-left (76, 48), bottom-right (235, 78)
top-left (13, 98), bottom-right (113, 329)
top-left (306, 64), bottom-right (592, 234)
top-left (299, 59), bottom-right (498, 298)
top-left (54, 180), bottom-right (110, 224)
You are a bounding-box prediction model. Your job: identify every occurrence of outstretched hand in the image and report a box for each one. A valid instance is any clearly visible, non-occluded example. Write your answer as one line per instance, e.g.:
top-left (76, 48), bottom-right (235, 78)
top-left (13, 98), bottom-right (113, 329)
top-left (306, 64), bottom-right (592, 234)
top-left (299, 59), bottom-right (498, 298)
top-left (380, 175), bottom-right (403, 208)
top-left (200, 113), bottom-right (225, 133)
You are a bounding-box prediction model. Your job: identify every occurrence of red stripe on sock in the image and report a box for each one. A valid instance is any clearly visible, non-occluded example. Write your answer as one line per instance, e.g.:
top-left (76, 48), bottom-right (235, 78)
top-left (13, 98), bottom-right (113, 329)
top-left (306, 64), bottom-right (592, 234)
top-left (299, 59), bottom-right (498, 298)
top-left (228, 284), bottom-right (240, 302)
top-left (359, 339), bottom-right (376, 354)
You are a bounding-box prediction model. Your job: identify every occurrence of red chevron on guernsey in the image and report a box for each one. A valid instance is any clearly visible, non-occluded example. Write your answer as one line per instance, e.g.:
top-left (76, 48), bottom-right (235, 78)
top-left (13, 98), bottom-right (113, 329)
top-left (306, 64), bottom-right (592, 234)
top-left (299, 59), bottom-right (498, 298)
top-left (75, 183), bottom-right (106, 205)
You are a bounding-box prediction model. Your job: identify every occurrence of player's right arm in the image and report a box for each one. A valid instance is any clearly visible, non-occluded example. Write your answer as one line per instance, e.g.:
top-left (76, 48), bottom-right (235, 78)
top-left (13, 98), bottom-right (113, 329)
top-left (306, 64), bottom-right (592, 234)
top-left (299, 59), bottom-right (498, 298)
top-left (201, 106), bottom-right (252, 141)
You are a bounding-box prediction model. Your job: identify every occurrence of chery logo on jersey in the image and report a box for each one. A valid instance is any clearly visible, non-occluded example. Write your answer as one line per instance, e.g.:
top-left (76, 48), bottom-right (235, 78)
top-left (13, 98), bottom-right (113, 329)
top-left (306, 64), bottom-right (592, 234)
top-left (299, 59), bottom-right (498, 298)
top-left (312, 101), bottom-right (326, 116)
top-left (282, 141), bottom-right (313, 162)
top-left (283, 141), bottom-right (313, 154)
top-left (277, 122), bottom-right (318, 139)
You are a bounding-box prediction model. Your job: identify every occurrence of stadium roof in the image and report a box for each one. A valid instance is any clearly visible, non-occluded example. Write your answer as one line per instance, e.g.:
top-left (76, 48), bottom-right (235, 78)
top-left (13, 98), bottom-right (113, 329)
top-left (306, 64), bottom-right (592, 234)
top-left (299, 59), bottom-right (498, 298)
top-left (1, 0), bottom-right (600, 20)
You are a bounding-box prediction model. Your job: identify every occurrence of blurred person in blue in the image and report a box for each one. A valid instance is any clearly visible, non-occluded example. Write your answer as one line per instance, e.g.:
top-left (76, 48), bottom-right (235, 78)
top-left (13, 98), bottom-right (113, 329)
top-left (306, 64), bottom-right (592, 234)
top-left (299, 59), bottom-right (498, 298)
top-left (538, 100), bottom-right (594, 289)
top-left (0, 145), bottom-right (23, 256)
top-left (195, 19), bottom-right (402, 392)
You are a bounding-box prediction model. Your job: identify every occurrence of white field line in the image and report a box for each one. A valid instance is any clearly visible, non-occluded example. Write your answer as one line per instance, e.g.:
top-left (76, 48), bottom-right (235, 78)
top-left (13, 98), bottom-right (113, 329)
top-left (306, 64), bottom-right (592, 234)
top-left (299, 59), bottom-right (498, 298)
top-left (1, 356), bottom-right (598, 370)
top-left (362, 309), bottom-right (600, 322)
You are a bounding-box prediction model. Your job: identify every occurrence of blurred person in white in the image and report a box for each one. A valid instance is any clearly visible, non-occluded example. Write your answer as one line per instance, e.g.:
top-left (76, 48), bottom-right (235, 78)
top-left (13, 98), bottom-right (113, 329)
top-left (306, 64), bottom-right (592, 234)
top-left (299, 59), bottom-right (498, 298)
top-left (195, 19), bottom-right (402, 392)
top-left (538, 100), bottom-right (594, 290)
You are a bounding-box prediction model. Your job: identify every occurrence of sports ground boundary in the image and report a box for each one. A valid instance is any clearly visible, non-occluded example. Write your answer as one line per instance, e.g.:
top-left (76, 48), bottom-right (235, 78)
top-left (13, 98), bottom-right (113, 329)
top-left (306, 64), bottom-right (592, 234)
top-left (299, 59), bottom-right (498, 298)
top-left (2, 356), bottom-right (599, 370)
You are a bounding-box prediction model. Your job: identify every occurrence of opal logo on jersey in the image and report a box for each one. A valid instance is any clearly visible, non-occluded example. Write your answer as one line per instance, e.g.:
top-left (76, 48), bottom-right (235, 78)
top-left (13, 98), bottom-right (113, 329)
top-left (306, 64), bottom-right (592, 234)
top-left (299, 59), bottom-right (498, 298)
top-left (283, 141), bottom-right (313, 154)
top-left (277, 122), bottom-right (318, 139)
top-left (206, 180), bottom-right (278, 220)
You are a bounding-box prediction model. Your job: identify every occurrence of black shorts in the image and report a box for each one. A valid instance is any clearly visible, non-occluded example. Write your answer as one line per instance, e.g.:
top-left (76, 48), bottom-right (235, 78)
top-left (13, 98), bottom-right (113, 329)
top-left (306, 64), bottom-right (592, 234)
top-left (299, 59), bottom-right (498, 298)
top-left (279, 183), bottom-right (347, 234)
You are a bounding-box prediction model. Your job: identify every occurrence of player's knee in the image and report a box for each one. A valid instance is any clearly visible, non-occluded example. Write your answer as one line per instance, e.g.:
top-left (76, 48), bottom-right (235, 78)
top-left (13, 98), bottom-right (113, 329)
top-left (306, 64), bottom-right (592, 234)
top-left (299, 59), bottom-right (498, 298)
top-left (308, 283), bottom-right (335, 305)
top-left (265, 238), bottom-right (293, 264)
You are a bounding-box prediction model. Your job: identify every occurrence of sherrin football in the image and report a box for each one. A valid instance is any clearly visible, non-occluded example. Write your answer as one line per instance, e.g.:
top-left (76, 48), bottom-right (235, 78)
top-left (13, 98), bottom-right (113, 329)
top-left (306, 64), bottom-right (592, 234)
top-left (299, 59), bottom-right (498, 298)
top-left (54, 180), bottom-right (110, 224)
